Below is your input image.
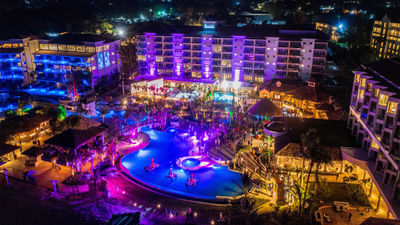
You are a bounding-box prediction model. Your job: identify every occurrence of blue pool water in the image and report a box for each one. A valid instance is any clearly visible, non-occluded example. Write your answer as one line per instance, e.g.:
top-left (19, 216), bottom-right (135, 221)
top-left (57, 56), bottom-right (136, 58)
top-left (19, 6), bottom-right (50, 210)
top-left (181, 158), bottom-right (201, 168)
top-left (121, 127), bottom-right (243, 200)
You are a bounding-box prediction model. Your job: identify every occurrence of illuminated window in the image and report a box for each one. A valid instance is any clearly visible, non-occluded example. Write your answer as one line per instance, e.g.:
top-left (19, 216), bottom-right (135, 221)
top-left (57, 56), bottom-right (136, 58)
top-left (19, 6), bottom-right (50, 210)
top-left (213, 45), bottom-right (222, 52)
top-left (86, 47), bottom-right (95, 52)
top-left (67, 45), bottom-right (76, 51)
top-left (378, 94), bottom-right (388, 106)
top-left (244, 76), bottom-right (252, 81)
top-left (155, 56), bottom-right (163, 62)
top-left (358, 89), bottom-right (365, 100)
top-left (96, 46), bottom-right (103, 52)
top-left (137, 55), bottom-right (146, 61)
top-left (373, 88), bottom-right (379, 97)
top-left (103, 45), bottom-right (110, 51)
top-left (387, 101), bottom-right (398, 114)
top-left (367, 83), bottom-right (372, 92)
top-left (254, 77), bottom-right (264, 83)
top-left (360, 78), bottom-right (366, 88)
top-left (76, 46), bottom-right (85, 52)
top-left (58, 45), bottom-right (66, 51)
top-left (97, 52), bottom-right (104, 69)
top-left (355, 73), bottom-right (360, 82)
top-left (104, 51), bottom-right (110, 67)
top-left (221, 60), bottom-right (231, 67)
top-left (40, 44), bottom-right (49, 50)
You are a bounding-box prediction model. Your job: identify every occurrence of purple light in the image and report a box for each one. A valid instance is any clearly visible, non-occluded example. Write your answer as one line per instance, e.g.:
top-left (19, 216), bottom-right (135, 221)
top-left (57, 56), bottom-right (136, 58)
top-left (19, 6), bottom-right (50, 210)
top-left (145, 33), bottom-right (157, 76)
top-left (172, 33), bottom-right (184, 77)
top-left (231, 36), bottom-right (245, 82)
top-left (201, 35), bottom-right (213, 79)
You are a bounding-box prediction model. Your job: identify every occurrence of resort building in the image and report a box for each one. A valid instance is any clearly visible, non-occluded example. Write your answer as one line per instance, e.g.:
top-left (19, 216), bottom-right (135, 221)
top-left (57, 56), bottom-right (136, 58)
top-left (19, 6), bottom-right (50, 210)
top-left (315, 22), bottom-right (340, 42)
top-left (0, 33), bottom-right (121, 96)
top-left (136, 23), bottom-right (328, 83)
top-left (33, 34), bottom-right (121, 95)
top-left (259, 79), bottom-right (336, 119)
top-left (0, 38), bottom-right (34, 85)
top-left (370, 16), bottom-right (400, 58)
top-left (267, 117), bottom-right (396, 218)
top-left (347, 58), bottom-right (400, 216)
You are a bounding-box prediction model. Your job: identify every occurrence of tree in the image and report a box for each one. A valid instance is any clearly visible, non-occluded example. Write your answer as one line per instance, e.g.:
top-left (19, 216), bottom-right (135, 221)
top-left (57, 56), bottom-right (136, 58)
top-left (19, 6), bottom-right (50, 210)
top-left (299, 129), bottom-right (325, 214)
top-left (99, 106), bottom-right (109, 124)
top-left (93, 160), bottom-right (118, 191)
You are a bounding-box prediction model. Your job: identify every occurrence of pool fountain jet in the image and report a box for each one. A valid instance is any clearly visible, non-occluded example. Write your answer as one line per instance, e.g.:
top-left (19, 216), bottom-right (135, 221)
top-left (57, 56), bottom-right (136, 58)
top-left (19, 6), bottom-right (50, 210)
top-left (144, 157), bottom-right (159, 172)
top-left (166, 168), bottom-right (177, 180)
top-left (186, 173), bottom-right (198, 187)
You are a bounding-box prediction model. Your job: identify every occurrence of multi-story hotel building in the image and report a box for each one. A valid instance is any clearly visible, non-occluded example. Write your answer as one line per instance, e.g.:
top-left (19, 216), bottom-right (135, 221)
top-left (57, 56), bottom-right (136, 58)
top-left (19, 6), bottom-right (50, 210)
top-left (0, 38), bottom-right (35, 84)
top-left (0, 33), bottom-right (121, 95)
top-left (136, 23), bottom-right (328, 83)
top-left (348, 58), bottom-right (400, 202)
top-left (315, 22), bottom-right (340, 42)
top-left (370, 16), bottom-right (400, 58)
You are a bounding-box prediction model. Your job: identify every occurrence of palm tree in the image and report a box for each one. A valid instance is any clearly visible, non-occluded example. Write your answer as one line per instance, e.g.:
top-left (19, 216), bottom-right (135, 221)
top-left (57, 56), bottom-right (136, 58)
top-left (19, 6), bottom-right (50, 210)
top-left (99, 106), bottom-right (109, 124)
top-left (299, 129), bottom-right (333, 215)
top-left (92, 160), bottom-right (118, 191)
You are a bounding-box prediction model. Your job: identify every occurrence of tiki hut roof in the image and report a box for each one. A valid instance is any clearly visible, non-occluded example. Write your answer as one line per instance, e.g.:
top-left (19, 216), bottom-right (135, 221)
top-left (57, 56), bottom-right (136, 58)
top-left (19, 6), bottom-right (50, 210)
top-left (248, 98), bottom-right (282, 116)
top-left (45, 126), bottom-right (106, 150)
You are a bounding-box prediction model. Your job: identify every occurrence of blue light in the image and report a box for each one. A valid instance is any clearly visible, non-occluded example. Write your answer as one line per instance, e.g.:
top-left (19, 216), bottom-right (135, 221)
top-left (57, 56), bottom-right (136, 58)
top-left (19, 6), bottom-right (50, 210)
top-left (104, 51), bottom-right (110, 68)
top-left (46, 33), bottom-right (59, 37)
top-left (97, 52), bottom-right (104, 69)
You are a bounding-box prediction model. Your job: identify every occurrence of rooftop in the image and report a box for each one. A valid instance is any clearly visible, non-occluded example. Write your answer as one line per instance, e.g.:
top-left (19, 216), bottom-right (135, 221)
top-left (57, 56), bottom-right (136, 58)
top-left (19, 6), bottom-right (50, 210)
top-left (0, 143), bottom-right (19, 156)
top-left (48, 33), bottom-right (118, 45)
top-left (22, 146), bottom-right (44, 157)
top-left (362, 58), bottom-right (400, 97)
top-left (33, 50), bottom-right (95, 57)
top-left (248, 97), bottom-right (282, 116)
top-left (271, 117), bottom-right (358, 147)
top-left (285, 82), bottom-right (331, 103)
top-left (137, 23), bottom-right (329, 40)
top-left (44, 126), bottom-right (106, 150)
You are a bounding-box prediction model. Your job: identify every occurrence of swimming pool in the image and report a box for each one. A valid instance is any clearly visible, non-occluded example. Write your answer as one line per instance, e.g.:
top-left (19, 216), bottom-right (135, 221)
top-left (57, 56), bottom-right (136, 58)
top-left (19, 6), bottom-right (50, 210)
top-left (120, 127), bottom-right (243, 200)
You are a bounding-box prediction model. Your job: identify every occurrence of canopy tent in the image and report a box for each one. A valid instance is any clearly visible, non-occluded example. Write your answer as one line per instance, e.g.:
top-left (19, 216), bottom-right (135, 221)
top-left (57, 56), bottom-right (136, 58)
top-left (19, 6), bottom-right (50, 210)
top-left (248, 98), bottom-right (282, 117)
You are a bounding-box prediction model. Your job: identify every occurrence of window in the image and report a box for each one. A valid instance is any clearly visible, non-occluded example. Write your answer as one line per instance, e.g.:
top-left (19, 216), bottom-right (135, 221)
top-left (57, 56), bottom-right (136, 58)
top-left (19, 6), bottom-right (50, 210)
top-left (355, 73), bottom-right (360, 83)
top-left (137, 55), bottom-right (146, 61)
top-left (373, 88), bottom-right (380, 97)
top-left (155, 56), bottom-right (163, 62)
top-left (58, 45), bottom-right (66, 51)
top-left (49, 45), bottom-right (57, 50)
top-left (76, 46), bottom-right (85, 52)
top-left (67, 45), bottom-right (76, 51)
top-left (360, 78), bottom-right (366, 88)
top-left (378, 94), bottom-right (389, 106)
top-left (371, 139), bottom-right (379, 149)
top-left (221, 60), bottom-right (231, 67)
top-left (387, 101), bottom-right (398, 114)
top-left (86, 47), bottom-right (95, 52)
top-left (97, 52), bottom-right (104, 69)
top-left (104, 51), bottom-right (110, 67)
top-left (213, 45), bottom-right (222, 52)
top-left (358, 89), bottom-right (365, 100)
top-left (38, 44), bottom-right (47, 51)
